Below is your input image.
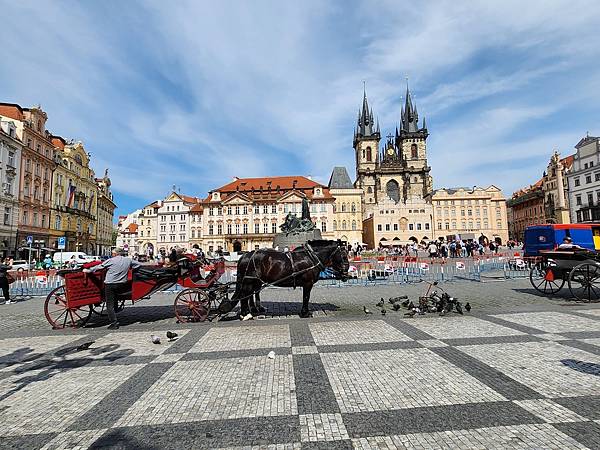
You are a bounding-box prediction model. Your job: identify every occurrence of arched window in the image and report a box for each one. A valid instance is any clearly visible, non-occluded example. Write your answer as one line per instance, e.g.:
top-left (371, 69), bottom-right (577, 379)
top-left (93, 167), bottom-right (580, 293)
top-left (411, 144), bottom-right (418, 159)
top-left (342, 220), bottom-right (347, 229)
top-left (333, 220), bottom-right (337, 231)
top-left (55, 215), bottom-right (62, 230)
top-left (351, 220), bottom-right (357, 230)
top-left (351, 203), bottom-right (356, 212)
top-left (367, 186), bottom-right (373, 194)
top-left (386, 179), bottom-right (400, 203)
top-left (366, 146), bottom-right (372, 161)
top-left (341, 203), bottom-right (347, 212)
top-left (362, 149), bottom-right (365, 159)
top-left (333, 204), bottom-right (337, 213)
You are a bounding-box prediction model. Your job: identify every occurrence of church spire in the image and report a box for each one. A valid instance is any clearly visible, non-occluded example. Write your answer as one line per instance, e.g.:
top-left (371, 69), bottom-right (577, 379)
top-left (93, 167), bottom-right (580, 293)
top-left (356, 85), bottom-right (379, 139)
top-left (400, 81), bottom-right (423, 134)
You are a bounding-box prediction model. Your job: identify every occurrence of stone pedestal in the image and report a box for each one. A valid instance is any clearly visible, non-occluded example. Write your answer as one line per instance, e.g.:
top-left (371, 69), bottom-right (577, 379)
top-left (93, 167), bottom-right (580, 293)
top-left (273, 230), bottom-right (322, 250)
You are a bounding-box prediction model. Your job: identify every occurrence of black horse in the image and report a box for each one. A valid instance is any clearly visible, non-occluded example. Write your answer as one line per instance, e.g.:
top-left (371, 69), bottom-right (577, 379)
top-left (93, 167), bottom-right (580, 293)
top-left (219, 240), bottom-right (349, 318)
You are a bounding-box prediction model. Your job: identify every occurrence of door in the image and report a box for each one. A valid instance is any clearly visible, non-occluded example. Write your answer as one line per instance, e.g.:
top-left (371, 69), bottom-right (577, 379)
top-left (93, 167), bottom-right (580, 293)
top-left (233, 241), bottom-right (242, 252)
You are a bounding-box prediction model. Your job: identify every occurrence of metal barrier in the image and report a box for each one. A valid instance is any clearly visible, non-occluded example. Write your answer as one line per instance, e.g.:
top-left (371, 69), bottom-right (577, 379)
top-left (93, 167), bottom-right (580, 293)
top-left (7, 253), bottom-right (532, 297)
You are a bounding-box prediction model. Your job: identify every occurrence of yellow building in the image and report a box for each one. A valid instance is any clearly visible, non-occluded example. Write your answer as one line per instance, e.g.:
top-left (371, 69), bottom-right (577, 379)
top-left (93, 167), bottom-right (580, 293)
top-left (95, 169), bottom-right (116, 256)
top-left (431, 186), bottom-right (509, 244)
top-left (328, 167), bottom-right (363, 244)
top-left (50, 137), bottom-right (98, 253)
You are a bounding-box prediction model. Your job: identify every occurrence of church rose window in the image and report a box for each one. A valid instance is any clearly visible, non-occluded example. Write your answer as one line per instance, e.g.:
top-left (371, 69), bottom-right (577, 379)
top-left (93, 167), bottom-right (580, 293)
top-left (386, 179), bottom-right (400, 203)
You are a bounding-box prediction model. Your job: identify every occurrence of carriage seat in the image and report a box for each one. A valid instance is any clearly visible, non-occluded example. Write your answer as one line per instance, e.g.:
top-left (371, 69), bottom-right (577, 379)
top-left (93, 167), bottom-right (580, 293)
top-left (135, 265), bottom-right (179, 281)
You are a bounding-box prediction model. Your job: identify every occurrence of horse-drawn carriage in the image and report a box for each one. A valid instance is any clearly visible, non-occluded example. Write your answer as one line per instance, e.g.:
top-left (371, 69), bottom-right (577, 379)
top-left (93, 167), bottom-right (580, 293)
top-left (43, 255), bottom-right (233, 329)
top-left (529, 248), bottom-right (600, 301)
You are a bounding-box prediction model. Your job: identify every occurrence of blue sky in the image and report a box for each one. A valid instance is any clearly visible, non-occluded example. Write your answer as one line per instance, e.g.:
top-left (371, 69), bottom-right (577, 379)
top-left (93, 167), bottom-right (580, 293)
top-left (2, 1), bottom-right (600, 216)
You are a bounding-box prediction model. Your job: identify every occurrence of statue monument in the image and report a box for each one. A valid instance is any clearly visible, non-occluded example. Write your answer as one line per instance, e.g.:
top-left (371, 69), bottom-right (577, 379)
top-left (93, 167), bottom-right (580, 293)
top-left (273, 197), bottom-right (322, 249)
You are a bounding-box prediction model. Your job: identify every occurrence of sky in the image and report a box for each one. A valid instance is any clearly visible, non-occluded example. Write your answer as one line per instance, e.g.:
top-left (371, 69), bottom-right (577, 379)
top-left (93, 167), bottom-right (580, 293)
top-left (1, 0), bottom-right (600, 216)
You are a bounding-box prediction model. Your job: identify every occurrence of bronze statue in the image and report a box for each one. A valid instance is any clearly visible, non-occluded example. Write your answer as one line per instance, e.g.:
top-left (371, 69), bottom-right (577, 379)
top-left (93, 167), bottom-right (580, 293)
top-left (279, 198), bottom-right (316, 235)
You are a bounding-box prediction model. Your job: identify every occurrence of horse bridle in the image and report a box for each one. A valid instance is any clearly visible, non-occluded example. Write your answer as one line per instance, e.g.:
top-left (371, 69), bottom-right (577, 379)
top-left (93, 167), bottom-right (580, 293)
top-left (304, 242), bottom-right (348, 279)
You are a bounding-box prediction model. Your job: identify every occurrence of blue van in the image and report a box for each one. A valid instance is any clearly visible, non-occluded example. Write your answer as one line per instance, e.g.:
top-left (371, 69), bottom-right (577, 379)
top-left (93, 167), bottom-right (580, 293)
top-left (523, 224), bottom-right (600, 256)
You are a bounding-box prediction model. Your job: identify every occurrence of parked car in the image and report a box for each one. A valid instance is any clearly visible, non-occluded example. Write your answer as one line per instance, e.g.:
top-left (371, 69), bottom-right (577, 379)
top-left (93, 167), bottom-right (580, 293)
top-left (52, 251), bottom-right (96, 267)
top-left (10, 260), bottom-right (32, 271)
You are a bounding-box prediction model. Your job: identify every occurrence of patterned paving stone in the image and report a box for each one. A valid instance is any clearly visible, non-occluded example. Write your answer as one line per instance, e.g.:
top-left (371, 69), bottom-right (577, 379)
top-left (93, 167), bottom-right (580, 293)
top-left (350, 424), bottom-right (587, 449)
top-left (417, 339), bottom-right (448, 348)
top-left (292, 346), bottom-right (319, 355)
top-left (0, 433), bottom-right (57, 450)
top-left (116, 355), bottom-right (297, 426)
top-left (0, 335), bottom-right (84, 371)
top-left (554, 395), bottom-right (600, 420)
top-left (0, 364), bottom-right (143, 436)
top-left (407, 316), bottom-right (525, 340)
top-left (514, 399), bottom-right (589, 423)
top-left (41, 429), bottom-right (108, 450)
top-left (293, 354), bottom-right (340, 415)
top-left (63, 330), bottom-right (190, 359)
top-left (492, 311), bottom-right (600, 333)
top-left (309, 320), bottom-right (410, 346)
top-left (320, 349), bottom-right (505, 413)
top-left (299, 413), bottom-right (349, 442)
top-left (459, 341), bottom-right (600, 397)
top-left (91, 415), bottom-right (301, 449)
top-left (554, 421), bottom-right (600, 450)
top-left (191, 325), bottom-right (291, 352)
top-left (342, 402), bottom-right (542, 437)
top-left (537, 333), bottom-right (573, 341)
top-left (152, 353), bottom-right (185, 363)
top-left (575, 309), bottom-right (600, 318)
top-left (216, 444), bottom-right (301, 450)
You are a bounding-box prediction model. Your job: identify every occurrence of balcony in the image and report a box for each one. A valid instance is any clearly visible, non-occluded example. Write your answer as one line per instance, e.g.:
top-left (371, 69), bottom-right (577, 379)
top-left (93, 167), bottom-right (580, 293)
top-left (576, 201), bottom-right (600, 222)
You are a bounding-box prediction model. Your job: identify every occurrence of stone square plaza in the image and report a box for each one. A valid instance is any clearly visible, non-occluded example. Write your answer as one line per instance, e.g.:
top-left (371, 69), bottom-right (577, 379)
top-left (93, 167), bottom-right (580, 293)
top-left (2, 278), bottom-right (600, 449)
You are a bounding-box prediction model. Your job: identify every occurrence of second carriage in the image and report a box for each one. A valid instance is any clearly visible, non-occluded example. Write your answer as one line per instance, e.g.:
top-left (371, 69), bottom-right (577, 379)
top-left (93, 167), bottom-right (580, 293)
top-left (43, 255), bottom-right (235, 329)
top-left (529, 248), bottom-right (600, 301)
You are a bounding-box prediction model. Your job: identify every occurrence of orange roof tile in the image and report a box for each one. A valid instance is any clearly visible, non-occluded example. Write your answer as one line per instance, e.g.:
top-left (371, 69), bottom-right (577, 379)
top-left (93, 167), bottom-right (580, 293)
top-left (0, 103), bottom-right (24, 121)
top-left (561, 154), bottom-right (575, 168)
top-left (190, 204), bottom-right (203, 213)
top-left (51, 135), bottom-right (66, 149)
top-left (124, 223), bottom-right (138, 233)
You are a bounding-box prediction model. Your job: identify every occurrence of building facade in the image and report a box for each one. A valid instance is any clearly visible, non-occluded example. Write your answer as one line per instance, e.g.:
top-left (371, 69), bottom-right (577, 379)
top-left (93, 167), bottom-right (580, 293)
top-left (354, 87), bottom-right (434, 247)
top-left (543, 151), bottom-right (573, 224)
top-left (137, 201), bottom-right (160, 257)
top-left (431, 186), bottom-right (509, 243)
top-left (115, 209), bottom-right (142, 255)
top-left (201, 176), bottom-right (335, 253)
top-left (49, 138), bottom-right (98, 253)
top-left (506, 180), bottom-right (545, 241)
top-left (0, 118), bottom-right (21, 258)
top-left (567, 135), bottom-right (600, 223)
top-left (0, 104), bottom-right (56, 257)
top-left (328, 167), bottom-right (363, 245)
top-left (155, 192), bottom-right (200, 255)
top-left (95, 170), bottom-right (116, 255)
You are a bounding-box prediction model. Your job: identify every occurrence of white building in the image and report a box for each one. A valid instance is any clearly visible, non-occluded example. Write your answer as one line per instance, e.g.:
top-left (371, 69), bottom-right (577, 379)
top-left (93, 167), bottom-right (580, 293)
top-left (567, 135), bottom-right (600, 223)
top-left (155, 192), bottom-right (200, 254)
top-left (115, 208), bottom-right (142, 255)
top-left (0, 118), bottom-right (21, 258)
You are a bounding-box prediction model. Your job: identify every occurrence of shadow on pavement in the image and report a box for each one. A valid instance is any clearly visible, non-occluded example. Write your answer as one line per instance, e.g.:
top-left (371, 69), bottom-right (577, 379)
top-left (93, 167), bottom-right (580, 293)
top-left (561, 359), bottom-right (600, 376)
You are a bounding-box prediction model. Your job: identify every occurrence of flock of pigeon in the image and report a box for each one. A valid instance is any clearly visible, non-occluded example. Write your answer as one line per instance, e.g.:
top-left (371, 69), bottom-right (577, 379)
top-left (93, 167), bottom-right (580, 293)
top-left (364, 294), bottom-right (471, 318)
top-left (150, 331), bottom-right (179, 344)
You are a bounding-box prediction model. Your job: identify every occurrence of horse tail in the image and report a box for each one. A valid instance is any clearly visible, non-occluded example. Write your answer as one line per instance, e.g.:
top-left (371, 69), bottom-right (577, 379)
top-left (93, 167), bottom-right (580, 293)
top-left (219, 252), bottom-right (255, 313)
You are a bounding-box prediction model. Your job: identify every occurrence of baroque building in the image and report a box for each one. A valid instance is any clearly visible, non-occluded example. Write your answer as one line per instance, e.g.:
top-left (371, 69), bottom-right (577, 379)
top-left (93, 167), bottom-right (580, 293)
top-left (0, 118), bottom-right (21, 257)
top-left (95, 170), bottom-right (116, 255)
top-left (567, 134), bottom-right (600, 223)
top-left (50, 138), bottom-right (98, 253)
top-left (328, 167), bottom-right (363, 245)
top-left (0, 104), bottom-right (55, 257)
top-left (354, 87), bottom-right (434, 247)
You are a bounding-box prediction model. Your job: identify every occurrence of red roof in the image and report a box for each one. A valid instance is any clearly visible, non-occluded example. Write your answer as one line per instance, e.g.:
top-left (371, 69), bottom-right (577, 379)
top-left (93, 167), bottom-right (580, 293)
top-left (0, 103), bottom-right (24, 121)
top-left (51, 135), bottom-right (66, 149)
top-left (561, 154), bottom-right (575, 168)
top-left (207, 176), bottom-right (333, 203)
top-left (124, 223), bottom-right (138, 233)
top-left (190, 204), bottom-right (203, 213)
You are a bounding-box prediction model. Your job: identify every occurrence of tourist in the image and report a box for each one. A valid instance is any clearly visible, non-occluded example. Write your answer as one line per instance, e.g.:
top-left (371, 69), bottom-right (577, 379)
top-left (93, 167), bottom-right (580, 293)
top-left (427, 241), bottom-right (438, 262)
top-left (0, 259), bottom-right (12, 304)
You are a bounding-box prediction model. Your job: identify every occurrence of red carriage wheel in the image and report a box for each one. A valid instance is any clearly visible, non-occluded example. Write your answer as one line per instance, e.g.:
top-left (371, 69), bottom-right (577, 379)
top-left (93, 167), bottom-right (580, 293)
top-left (529, 261), bottom-right (564, 295)
top-left (174, 288), bottom-right (210, 323)
top-left (44, 286), bottom-right (92, 329)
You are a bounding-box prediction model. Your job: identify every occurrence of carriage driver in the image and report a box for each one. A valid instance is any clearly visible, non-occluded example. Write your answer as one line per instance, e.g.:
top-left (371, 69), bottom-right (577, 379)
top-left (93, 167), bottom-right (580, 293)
top-left (83, 248), bottom-right (141, 329)
top-left (558, 236), bottom-right (584, 250)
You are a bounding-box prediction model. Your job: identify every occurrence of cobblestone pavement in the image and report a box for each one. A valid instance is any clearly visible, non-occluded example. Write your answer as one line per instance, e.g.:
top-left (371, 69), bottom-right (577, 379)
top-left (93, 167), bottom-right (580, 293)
top-left (2, 279), bottom-right (600, 448)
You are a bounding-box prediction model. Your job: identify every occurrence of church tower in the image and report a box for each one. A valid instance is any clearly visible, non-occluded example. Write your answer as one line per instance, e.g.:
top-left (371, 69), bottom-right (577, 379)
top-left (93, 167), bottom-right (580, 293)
top-left (354, 88), bottom-right (380, 210)
top-left (395, 84), bottom-right (432, 198)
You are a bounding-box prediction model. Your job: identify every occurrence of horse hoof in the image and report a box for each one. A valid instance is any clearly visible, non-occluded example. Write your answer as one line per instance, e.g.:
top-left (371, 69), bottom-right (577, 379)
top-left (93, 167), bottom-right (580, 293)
top-left (299, 311), bottom-right (312, 318)
top-left (258, 306), bottom-right (267, 314)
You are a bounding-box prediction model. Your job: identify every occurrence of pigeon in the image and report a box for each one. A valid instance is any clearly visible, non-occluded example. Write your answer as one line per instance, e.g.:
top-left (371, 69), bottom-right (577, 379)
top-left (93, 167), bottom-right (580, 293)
top-left (407, 301), bottom-right (415, 310)
top-left (381, 308), bottom-right (386, 316)
top-left (151, 335), bottom-right (161, 344)
top-left (465, 302), bottom-right (471, 312)
top-left (376, 298), bottom-right (385, 308)
top-left (363, 306), bottom-right (373, 315)
top-left (267, 351), bottom-right (275, 359)
top-left (76, 341), bottom-right (94, 351)
top-left (439, 310), bottom-right (447, 317)
top-left (401, 299), bottom-right (411, 308)
top-left (404, 309), bottom-right (416, 318)
top-left (389, 295), bottom-right (408, 304)
top-left (166, 331), bottom-right (178, 341)
top-left (455, 302), bottom-right (464, 315)
top-left (392, 302), bottom-right (401, 311)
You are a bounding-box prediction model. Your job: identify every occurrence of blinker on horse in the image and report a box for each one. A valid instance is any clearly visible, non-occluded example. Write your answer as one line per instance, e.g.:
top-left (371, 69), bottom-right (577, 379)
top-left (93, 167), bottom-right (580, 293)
top-left (219, 240), bottom-right (349, 318)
